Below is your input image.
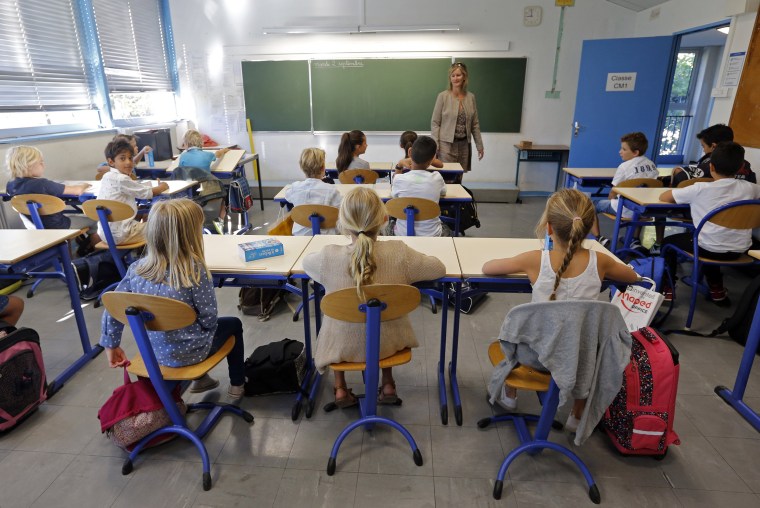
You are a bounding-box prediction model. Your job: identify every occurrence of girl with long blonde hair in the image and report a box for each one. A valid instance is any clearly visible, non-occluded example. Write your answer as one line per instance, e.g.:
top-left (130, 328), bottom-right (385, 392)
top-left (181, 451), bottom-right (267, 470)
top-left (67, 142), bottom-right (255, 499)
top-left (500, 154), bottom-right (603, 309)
top-left (303, 187), bottom-right (446, 408)
top-left (100, 198), bottom-right (247, 400)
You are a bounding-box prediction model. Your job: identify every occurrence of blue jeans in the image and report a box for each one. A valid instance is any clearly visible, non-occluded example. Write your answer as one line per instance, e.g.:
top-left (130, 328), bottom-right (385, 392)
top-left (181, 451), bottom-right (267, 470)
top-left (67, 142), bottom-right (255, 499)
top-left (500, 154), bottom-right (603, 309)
top-left (595, 199), bottom-right (614, 214)
top-left (207, 316), bottom-right (246, 386)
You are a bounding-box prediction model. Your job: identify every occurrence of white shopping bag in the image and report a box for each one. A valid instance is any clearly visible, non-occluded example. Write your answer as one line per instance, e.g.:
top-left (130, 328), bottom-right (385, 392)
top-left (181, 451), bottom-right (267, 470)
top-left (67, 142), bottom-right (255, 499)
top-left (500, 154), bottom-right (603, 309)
top-left (611, 277), bottom-right (665, 331)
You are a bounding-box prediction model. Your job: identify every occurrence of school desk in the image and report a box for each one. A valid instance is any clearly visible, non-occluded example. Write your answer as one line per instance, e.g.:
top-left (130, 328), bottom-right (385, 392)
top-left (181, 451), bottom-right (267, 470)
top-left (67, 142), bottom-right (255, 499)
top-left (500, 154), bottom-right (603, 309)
top-left (388, 163), bottom-right (465, 184)
top-left (610, 187), bottom-right (690, 255)
top-left (0, 229), bottom-right (102, 397)
top-left (290, 234), bottom-right (462, 423)
top-left (62, 180), bottom-right (198, 202)
top-left (513, 144), bottom-right (570, 200)
top-left (273, 183), bottom-right (474, 235)
top-left (325, 162), bottom-right (394, 180)
top-left (714, 249), bottom-right (760, 432)
top-left (202, 234), bottom-right (314, 419)
top-left (563, 167), bottom-right (674, 196)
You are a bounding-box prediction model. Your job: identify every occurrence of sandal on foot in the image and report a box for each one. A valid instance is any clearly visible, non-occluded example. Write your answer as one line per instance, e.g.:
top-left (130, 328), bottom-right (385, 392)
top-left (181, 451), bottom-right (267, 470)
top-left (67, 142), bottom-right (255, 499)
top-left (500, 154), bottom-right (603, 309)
top-left (377, 381), bottom-right (399, 405)
top-left (334, 386), bottom-right (358, 409)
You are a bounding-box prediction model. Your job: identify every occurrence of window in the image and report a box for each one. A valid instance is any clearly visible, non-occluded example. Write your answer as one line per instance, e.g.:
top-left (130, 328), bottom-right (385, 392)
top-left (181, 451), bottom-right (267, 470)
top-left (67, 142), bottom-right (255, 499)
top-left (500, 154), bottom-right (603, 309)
top-left (0, 0), bottom-right (99, 136)
top-left (92, 0), bottom-right (177, 122)
top-left (658, 50), bottom-right (701, 163)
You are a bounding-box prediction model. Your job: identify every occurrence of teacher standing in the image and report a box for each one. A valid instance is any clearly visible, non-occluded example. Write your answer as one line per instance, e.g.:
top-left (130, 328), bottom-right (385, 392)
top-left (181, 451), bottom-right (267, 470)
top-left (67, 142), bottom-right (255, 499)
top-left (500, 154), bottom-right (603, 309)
top-left (431, 62), bottom-right (484, 174)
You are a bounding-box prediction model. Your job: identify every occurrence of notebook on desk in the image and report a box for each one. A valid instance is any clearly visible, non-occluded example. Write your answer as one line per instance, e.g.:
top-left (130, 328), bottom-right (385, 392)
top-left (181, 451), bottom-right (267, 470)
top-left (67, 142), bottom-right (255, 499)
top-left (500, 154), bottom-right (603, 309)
top-left (166, 149), bottom-right (245, 173)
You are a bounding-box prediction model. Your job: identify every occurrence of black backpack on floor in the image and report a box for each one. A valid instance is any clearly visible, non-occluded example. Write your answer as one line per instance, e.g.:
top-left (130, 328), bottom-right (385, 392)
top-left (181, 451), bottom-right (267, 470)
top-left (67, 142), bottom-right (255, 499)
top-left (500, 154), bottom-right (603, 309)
top-left (244, 339), bottom-right (306, 396)
top-left (711, 275), bottom-right (760, 350)
top-left (440, 184), bottom-right (480, 235)
top-left (0, 323), bottom-right (47, 432)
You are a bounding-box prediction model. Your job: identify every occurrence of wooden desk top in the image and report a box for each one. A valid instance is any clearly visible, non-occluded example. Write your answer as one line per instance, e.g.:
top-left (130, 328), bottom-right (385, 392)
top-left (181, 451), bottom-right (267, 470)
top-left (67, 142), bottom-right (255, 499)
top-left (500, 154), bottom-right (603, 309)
top-left (563, 167), bottom-right (673, 178)
top-left (514, 144), bottom-right (569, 151)
top-left (66, 180), bottom-right (197, 198)
top-left (136, 149), bottom-right (246, 174)
top-left (454, 237), bottom-right (618, 278)
top-left (290, 235), bottom-right (461, 279)
top-left (613, 187), bottom-right (678, 206)
top-left (203, 235), bottom-right (312, 276)
top-left (326, 162), bottom-right (393, 171)
top-left (0, 229), bottom-right (81, 265)
top-left (135, 159), bottom-right (174, 170)
top-left (749, 250), bottom-right (760, 261)
top-left (439, 163), bottom-right (464, 172)
top-left (274, 183), bottom-right (471, 202)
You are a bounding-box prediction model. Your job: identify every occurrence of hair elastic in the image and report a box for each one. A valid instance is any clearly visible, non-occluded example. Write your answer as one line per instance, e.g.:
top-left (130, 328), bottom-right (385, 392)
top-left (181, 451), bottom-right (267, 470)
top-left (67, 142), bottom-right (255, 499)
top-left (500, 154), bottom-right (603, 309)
top-left (572, 216), bottom-right (582, 221)
top-left (357, 231), bottom-right (367, 235)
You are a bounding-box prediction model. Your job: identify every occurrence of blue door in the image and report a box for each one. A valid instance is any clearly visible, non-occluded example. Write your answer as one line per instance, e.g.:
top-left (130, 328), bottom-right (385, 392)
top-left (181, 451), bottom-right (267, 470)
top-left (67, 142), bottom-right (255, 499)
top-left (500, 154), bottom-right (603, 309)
top-left (569, 36), bottom-right (676, 167)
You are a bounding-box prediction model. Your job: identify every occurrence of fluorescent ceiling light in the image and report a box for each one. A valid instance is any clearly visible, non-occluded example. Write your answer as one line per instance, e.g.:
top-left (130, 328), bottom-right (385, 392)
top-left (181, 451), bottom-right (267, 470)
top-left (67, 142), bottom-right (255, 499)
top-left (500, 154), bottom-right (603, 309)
top-left (717, 26), bottom-right (730, 34)
top-left (262, 26), bottom-right (358, 35)
top-left (358, 24), bottom-right (460, 33)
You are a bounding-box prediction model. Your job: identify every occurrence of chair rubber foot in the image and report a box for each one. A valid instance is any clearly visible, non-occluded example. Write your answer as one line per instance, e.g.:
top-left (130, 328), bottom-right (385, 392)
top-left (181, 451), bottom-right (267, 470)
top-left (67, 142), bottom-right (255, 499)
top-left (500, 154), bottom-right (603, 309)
top-left (413, 449), bottom-right (423, 466)
top-left (26, 290), bottom-right (34, 298)
top-left (589, 484), bottom-right (600, 504)
top-left (292, 314), bottom-right (299, 322)
top-left (551, 420), bottom-right (564, 430)
top-left (454, 406), bottom-right (463, 426)
top-left (327, 457), bottom-right (336, 476)
top-left (441, 405), bottom-right (448, 425)
top-left (323, 401), bottom-right (338, 413)
top-left (242, 411), bottom-right (254, 423)
top-left (304, 400), bottom-right (314, 418)
top-left (121, 459), bottom-right (133, 475)
top-left (291, 402), bottom-right (301, 421)
top-left (493, 480), bottom-right (503, 500)
top-left (477, 417), bottom-right (492, 429)
top-left (203, 472), bottom-right (212, 491)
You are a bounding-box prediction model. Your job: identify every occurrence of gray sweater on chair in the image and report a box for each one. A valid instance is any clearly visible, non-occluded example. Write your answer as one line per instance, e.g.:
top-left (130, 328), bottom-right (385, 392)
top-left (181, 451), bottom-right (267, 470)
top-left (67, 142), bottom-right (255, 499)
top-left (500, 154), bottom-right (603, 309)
top-left (487, 301), bottom-right (632, 445)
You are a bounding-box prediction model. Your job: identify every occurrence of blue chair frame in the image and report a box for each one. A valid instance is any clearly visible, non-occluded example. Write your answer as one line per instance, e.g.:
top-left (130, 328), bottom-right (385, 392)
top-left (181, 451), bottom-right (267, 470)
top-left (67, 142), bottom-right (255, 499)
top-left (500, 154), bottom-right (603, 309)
top-left (102, 292), bottom-right (253, 491)
top-left (323, 286), bottom-right (424, 476)
top-left (661, 199), bottom-right (760, 329)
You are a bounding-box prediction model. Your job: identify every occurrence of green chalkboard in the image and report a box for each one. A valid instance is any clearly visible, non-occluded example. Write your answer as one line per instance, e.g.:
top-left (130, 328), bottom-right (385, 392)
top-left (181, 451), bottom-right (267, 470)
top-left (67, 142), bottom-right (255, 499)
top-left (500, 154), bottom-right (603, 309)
top-left (240, 57), bottom-right (526, 132)
top-left (310, 58), bottom-right (451, 132)
top-left (459, 58), bottom-right (526, 133)
top-left (242, 61), bottom-right (311, 131)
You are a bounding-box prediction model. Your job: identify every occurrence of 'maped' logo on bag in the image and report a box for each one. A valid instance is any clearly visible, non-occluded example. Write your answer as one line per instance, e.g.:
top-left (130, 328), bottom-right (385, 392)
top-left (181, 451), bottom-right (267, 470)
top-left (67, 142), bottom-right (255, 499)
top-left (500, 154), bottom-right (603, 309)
top-left (619, 288), bottom-right (656, 314)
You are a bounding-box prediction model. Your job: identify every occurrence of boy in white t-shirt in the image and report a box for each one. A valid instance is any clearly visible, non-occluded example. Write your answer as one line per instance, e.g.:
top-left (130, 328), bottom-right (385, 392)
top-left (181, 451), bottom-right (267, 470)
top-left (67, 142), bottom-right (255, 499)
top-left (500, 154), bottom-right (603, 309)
top-left (591, 132), bottom-right (659, 249)
top-left (285, 148), bottom-right (342, 236)
top-left (659, 142), bottom-right (760, 303)
top-left (390, 136), bottom-right (449, 237)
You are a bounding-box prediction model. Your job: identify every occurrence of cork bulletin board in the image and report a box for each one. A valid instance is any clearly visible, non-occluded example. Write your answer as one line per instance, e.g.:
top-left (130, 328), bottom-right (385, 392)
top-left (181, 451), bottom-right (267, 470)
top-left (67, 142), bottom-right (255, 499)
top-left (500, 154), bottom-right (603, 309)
top-left (730, 12), bottom-right (760, 149)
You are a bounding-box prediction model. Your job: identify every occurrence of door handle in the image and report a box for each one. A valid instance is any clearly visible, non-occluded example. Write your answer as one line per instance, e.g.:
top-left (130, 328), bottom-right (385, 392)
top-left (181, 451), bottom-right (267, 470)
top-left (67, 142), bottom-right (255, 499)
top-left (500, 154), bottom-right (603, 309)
top-left (573, 121), bottom-right (581, 137)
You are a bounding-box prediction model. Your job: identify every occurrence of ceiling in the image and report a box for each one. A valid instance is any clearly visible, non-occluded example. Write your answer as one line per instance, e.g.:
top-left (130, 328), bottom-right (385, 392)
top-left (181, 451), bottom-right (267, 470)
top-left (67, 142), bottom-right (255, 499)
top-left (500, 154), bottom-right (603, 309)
top-left (606, 0), bottom-right (671, 12)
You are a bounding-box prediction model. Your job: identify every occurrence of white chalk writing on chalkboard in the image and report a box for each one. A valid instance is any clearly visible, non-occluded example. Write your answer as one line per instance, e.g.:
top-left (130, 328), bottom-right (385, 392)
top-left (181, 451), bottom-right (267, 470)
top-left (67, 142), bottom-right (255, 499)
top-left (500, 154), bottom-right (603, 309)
top-left (312, 60), bottom-right (365, 70)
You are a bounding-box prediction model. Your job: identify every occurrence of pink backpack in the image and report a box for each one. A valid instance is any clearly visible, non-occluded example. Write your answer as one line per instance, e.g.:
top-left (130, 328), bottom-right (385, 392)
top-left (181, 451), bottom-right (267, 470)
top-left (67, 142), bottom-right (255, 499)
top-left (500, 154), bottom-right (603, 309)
top-left (603, 327), bottom-right (680, 457)
top-left (0, 327), bottom-right (47, 432)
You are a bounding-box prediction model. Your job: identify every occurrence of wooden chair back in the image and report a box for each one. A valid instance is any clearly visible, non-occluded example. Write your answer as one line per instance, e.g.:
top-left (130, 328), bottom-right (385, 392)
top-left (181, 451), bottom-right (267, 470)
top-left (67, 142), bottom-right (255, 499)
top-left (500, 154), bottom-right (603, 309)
top-left (615, 178), bottom-right (663, 189)
top-left (290, 204), bottom-right (339, 230)
top-left (385, 197), bottom-right (441, 222)
top-left (339, 169), bottom-right (378, 184)
top-left (102, 292), bottom-right (196, 331)
top-left (707, 202), bottom-right (760, 230)
top-left (82, 199), bottom-right (136, 222)
top-left (676, 177), bottom-right (713, 188)
top-left (10, 194), bottom-right (66, 216)
top-left (321, 284), bottom-right (420, 323)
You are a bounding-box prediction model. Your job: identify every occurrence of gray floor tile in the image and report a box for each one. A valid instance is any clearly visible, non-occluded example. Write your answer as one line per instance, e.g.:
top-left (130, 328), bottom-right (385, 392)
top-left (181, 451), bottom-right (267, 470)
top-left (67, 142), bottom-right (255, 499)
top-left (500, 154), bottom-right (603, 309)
top-left (14, 405), bottom-right (100, 455)
top-left (110, 459), bottom-right (203, 508)
top-left (0, 450), bottom-right (75, 508)
top-left (433, 476), bottom-right (515, 507)
top-left (430, 425), bottom-right (505, 479)
top-left (353, 472), bottom-right (435, 508)
top-left (273, 469), bottom-right (357, 507)
top-left (678, 394), bottom-right (760, 439)
top-left (286, 418), bottom-right (362, 472)
top-left (216, 416), bottom-right (297, 468)
top-left (673, 489), bottom-right (760, 508)
top-left (31, 455), bottom-right (130, 508)
top-left (358, 423), bottom-right (432, 476)
top-left (191, 464), bottom-right (283, 507)
top-left (374, 385), bottom-right (431, 426)
top-left (707, 436), bottom-right (760, 493)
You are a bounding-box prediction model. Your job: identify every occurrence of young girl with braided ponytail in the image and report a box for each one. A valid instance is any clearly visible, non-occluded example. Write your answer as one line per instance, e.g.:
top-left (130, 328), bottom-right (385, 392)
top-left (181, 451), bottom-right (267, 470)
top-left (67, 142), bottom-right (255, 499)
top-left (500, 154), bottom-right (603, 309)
top-left (482, 189), bottom-right (638, 430)
top-left (303, 187), bottom-right (445, 408)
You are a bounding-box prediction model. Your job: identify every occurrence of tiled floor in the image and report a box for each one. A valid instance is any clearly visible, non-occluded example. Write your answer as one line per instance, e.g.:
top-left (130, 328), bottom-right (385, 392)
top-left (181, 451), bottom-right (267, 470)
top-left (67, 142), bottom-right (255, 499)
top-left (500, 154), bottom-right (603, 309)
top-left (1, 198), bottom-right (759, 507)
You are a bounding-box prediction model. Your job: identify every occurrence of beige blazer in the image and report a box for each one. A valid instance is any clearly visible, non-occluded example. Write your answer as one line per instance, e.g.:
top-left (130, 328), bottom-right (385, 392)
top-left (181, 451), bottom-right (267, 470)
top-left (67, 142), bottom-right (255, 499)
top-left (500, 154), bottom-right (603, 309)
top-left (430, 91), bottom-right (484, 152)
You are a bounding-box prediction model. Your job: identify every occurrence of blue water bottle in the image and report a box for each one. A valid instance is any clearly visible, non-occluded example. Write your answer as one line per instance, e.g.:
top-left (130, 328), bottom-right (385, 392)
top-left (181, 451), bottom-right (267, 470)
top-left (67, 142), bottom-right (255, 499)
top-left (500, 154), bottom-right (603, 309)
top-left (544, 232), bottom-right (553, 251)
top-left (147, 150), bottom-right (154, 167)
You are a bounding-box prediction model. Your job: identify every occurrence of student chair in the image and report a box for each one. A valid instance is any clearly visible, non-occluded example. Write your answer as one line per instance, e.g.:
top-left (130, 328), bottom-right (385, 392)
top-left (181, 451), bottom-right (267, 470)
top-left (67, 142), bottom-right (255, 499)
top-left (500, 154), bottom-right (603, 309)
top-left (82, 199), bottom-right (146, 303)
top-left (661, 199), bottom-right (760, 329)
top-left (288, 204), bottom-right (339, 321)
top-left (386, 197), bottom-right (447, 314)
top-left (171, 166), bottom-right (228, 234)
top-left (675, 177), bottom-right (714, 188)
top-left (601, 178), bottom-right (663, 252)
top-left (101, 292), bottom-right (253, 491)
top-left (321, 284), bottom-right (424, 476)
top-left (477, 301), bottom-right (630, 503)
top-left (339, 169), bottom-right (378, 184)
top-left (10, 194), bottom-right (78, 297)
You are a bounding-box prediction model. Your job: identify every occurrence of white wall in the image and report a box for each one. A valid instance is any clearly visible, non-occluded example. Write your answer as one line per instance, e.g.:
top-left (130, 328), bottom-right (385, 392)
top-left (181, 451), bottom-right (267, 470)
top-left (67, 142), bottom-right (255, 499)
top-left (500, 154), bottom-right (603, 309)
top-left (168, 0), bottom-right (634, 189)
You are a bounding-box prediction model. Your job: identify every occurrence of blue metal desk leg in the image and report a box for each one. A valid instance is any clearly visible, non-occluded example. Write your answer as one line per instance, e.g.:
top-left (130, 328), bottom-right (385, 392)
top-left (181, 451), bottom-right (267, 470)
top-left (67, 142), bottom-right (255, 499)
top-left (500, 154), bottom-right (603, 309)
top-left (454, 205), bottom-right (462, 237)
top-left (292, 278), bottom-right (320, 421)
top-left (448, 281), bottom-right (463, 426)
top-left (611, 201), bottom-right (624, 256)
top-left (715, 296), bottom-right (760, 432)
top-left (438, 282), bottom-right (449, 425)
top-left (47, 242), bottom-right (103, 398)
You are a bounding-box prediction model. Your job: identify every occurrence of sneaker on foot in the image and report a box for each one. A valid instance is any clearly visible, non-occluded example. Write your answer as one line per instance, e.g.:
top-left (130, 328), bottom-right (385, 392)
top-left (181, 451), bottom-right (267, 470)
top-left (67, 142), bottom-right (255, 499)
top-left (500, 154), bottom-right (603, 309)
top-left (495, 385), bottom-right (518, 411)
top-left (565, 414), bottom-right (580, 433)
top-left (629, 239), bottom-right (642, 250)
top-left (212, 219), bottom-right (225, 235)
top-left (597, 236), bottom-right (611, 249)
top-left (709, 284), bottom-right (728, 303)
top-left (649, 242), bottom-right (661, 256)
top-left (227, 384), bottom-right (245, 401)
top-left (189, 374), bottom-right (219, 393)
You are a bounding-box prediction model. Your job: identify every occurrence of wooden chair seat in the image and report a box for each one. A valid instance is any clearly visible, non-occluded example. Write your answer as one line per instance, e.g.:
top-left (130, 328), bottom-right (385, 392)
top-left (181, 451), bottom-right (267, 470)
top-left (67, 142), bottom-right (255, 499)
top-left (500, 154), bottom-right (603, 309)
top-left (694, 253), bottom-right (754, 264)
top-left (339, 168), bottom-right (378, 184)
top-left (487, 341), bottom-right (551, 392)
top-left (330, 348), bottom-right (412, 372)
top-left (127, 336), bottom-right (235, 380)
top-left (94, 240), bottom-right (146, 251)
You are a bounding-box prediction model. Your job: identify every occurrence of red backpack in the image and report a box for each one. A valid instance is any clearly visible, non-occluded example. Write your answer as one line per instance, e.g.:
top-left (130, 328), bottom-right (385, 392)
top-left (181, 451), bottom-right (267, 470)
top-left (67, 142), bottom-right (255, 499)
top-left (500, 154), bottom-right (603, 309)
top-left (602, 327), bottom-right (680, 457)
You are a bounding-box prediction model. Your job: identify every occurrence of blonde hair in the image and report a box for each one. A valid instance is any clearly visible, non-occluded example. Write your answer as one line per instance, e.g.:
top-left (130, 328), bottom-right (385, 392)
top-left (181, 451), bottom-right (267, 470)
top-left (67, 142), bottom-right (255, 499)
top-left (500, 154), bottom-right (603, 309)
top-left (5, 146), bottom-right (43, 179)
top-left (183, 129), bottom-right (203, 149)
top-left (135, 199), bottom-right (209, 290)
top-left (337, 187), bottom-right (387, 300)
top-left (535, 189), bottom-right (595, 301)
top-left (299, 148), bottom-right (326, 178)
top-left (447, 62), bottom-right (468, 93)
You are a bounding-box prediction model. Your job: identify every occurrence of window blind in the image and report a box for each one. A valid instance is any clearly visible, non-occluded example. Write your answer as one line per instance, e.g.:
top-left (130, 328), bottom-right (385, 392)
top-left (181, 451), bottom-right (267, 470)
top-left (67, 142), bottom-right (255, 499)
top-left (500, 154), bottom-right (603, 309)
top-left (92, 0), bottom-right (172, 93)
top-left (0, 0), bottom-right (95, 111)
